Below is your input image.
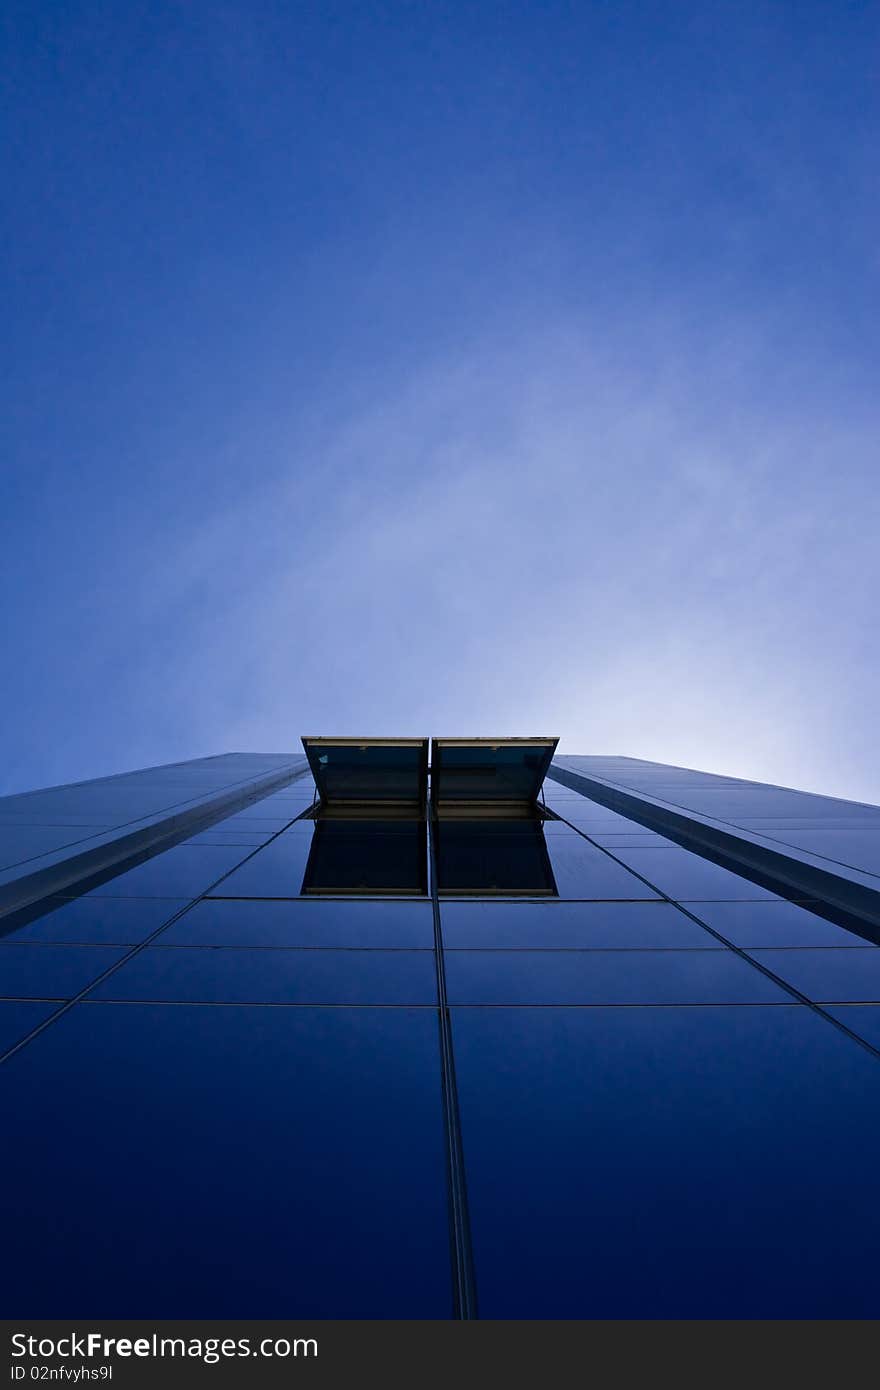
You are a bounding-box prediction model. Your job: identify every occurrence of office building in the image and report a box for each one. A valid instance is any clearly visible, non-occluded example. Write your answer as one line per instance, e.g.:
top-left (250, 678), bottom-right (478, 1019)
top-left (2, 739), bottom-right (880, 1317)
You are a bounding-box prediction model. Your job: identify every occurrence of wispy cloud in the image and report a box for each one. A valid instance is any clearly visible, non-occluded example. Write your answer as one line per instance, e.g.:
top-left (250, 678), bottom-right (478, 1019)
top-left (116, 308), bottom-right (880, 801)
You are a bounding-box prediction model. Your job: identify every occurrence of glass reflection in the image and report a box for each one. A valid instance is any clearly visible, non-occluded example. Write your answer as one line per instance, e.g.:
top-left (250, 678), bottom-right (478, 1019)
top-left (301, 818), bottom-right (428, 896)
top-left (434, 817), bottom-right (557, 897)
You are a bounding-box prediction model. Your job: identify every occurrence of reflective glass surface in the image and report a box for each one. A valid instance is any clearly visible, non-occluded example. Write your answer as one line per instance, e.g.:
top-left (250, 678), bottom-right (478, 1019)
top-left (749, 949), bottom-right (880, 1002)
top-left (0, 1000), bottom-right (59, 1054)
top-left (90, 946), bottom-right (437, 1005)
top-left (542, 834), bottom-right (662, 900)
top-left (541, 790), bottom-right (639, 830)
top-left (163, 899), bottom-right (435, 948)
top-left (646, 788), bottom-right (879, 819)
top-left (87, 845), bottom-right (257, 899)
top-left (453, 1004), bottom-right (880, 1316)
top-left (740, 826), bottom-right (880, 877)
top-left (434, 819), bottom-right (556, 896)
top-left (445, 948), bottom-right (788, 1005)
top-left (181, 829), bottom-right (276, 846)
top-left (824, 1006), bottom-right (880, 1051)
top-left (304, 738), bottom-right (428, 806)
top-left (0, 945), bottom-right (127, 998)
top-left (210, 816), bottom-right (293, 830)
top-left (0, 1004), bottom-right (451, 1315)
top-left (206, 831), bottom-right (314, 898)
top-left (4, 749), bottom-right (879, 1319)
top-left (587, 831), bottom-right (679, 847)
top-left (688, 900), bottom-right (866, 947)
top-left (432, 739), bottom-right (556, 805)
top-left (608, 847), bottom-right (780, 900)
top-left (1, 896), bottom-right (188, 944)
top-left (217, 805), bottom-right (300, 822)
top-left (440, 901), bottom-right (716, 949)
top-left (0, 825), bottom-right (104, 869)
top-left (302, 819), bottom-right (427, 896)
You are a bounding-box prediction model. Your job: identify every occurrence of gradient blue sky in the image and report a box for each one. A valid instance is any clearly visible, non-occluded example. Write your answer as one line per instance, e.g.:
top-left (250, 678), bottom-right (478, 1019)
top-left (2, 0), bottom-right (878, 800)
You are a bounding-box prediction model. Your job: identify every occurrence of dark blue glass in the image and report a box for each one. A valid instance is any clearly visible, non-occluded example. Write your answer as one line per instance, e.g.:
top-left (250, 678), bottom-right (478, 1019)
top-left (587, 831), bottom-right (679, 847)
top-left (544, 805), bottom-right (638, 832)
top-left (181, 828), bottom-right (277, 846)
top-left (737, 817), bottom-right (879, 829)
top-left (0, 1003), bottom-right (451, 1316)
top-left (0, 1000), bottom-right (59, 1054)
top-left (0, 814), bottom-right (108, 828)
top-left (749, 948), bottom-right (880, 1002)
top-left (0, 945), bottom-right (127, 998)
top-left (642, 788), bottom-right (868, 819)
top-left (452, 1004), bottom-right (880, 1316)
top-left (738, 826), bottom-right (880, 876)
top-left (440, 901), bottom-right (716, 949)
top-left (305, 738), bottom-right (427, 805)
top-left (689, 900), bottom-right (866, 947)
top-left (163, 899), bottom-right (435, 948)
top-left (434, 819), bottom-right (556, 896)
top-left (220, 811), bottom-right (295, 823)
top-left (90, 946), bottom-right (438, 1005)
top-left (543, 834), bottom-right (662, 900)
top-left (824, 1006), bottom-right (880, 1051)
top-left (445, 948), bottom-right (787, 1005)
top-left (432, 739), bottom-right (553, 804)
top-left (207, 830), bottom-right (315, 898)
top-left (88, 845), bottom-right (258, 899)
top-left (2, 896), bottom-right (188, 944)
top-left (302, 819), bottom-right (427, 896)
top-left (608, 847), bottom-right (780, 900)
top-left (0, 825), bottom-right (106, 869)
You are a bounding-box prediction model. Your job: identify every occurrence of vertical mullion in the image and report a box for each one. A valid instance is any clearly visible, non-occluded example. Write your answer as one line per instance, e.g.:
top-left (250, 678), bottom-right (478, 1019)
top-left (427, 796), bottom-right (478, 1319)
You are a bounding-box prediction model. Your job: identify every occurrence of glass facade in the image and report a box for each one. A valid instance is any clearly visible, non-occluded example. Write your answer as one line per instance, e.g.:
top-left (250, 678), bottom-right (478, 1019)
top-left (2, 748), bottom-right (880, 1316)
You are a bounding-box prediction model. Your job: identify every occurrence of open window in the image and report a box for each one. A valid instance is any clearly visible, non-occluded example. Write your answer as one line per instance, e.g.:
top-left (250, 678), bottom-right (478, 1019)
top-left (302, 737), bottom-right (428, 812)
top-left (297, 735), bottom-right (559, 897)
top-left (431, 738), bottom-right (557, 812)
top-left (300, 738), bottom-right (429, 895)
top-left (431, 737), bottom-right (559, 896)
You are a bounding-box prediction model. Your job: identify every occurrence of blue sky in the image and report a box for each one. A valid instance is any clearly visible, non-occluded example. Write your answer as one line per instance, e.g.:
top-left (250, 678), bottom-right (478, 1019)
top-left (2, 0), bottom-right (878, 800)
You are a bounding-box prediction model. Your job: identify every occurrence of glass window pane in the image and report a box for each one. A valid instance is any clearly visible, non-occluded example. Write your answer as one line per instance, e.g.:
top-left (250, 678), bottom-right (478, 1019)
top-left (0, 1000), bottom-right (59, 1054)
top-left (89, 946), bottom-right (437, 1005)
top-left (689, 901), bottom-right (867, 948)
top-left (440, 901), bottom-right (716, 949)
top-left (216, 805), bottom-right (300, 822)
top-left (1, 896), bottom-right (188, 945)
top-left (587, 832), bottom-right (681, 847)
top-left (302, 820), bottom-right (427, 896)
top-left (181, 829), bottom-right (276, 846)
top-left (452, 1004), bottom-right (880, 1316)
top-left (607, 847), bottom-right (779, 901)
top-left (433, 738), bottom-right (556, 805)
top-left (744, 826), bottom-right (880, 877)
top-left (543, 835), bottom-right (662, 900)
top-left (0, 1004), bottom-right (451, 1315)
top-left (88, 846), bottom-right (257, 899)
top-left (434, 820), bottom-right (556, 896)
top-left (163, 899), bottom-right (435, 948)
top-left (0, 945), bottom-right (127, 998)
top-left (0, 826), bottom-right (106, 869)
top-left (749, 949), bottom-right (880, 1002)
top-left (824, 1006), bottom-right (880, 1051)
top-left (445, 948), bottom-right (788, 1005)
top-left (206, 831), bottom-right (314, 898)
top-left (304, 737), bottom-right (428, 807)
top-left (212, 816), bottom-right (292, 830)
